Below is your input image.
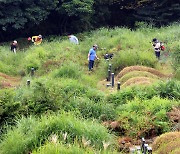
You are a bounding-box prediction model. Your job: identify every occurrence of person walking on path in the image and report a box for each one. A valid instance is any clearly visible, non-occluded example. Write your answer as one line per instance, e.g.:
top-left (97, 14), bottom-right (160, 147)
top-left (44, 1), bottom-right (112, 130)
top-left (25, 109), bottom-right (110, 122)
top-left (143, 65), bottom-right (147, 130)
top-left (88, 44), bottom-right (99, 71)
top-left (10, 40), bottom-right (18, 54)
top-left (68, 35), bottom-right (79, 44)
top-left (152, 38), bottom-right (161, 60)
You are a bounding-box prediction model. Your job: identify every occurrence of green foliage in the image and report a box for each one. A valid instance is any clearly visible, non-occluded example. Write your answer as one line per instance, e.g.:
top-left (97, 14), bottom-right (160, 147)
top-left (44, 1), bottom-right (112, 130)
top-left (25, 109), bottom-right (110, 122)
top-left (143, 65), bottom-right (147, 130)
top-left (107, 80), bottom-right (180, 106)
top-left (0, 25), bottom-right (180, 153)
top-left (112, 50), bottom-right (157, 72)
top-left (0, 113), bottom-right (115, 154)
top-left (0, 77), bottom-right (116, 127)
top-left (171, 45), bottom-right (180, 79)
top-left (156, 80), bottom-right (180, 100)
top-left (0, 89), bottom-right (18, 125)
top-left (54, 62), bottom-right (82, 79)
top-left (134, 1), bottom-right (180, 25)
top-left (0, 46), bottom-right (25, 75)
top-left (64, 97), bottom-right (116, 121)
top-left (32, 142), bottom-right (96, 154)
top-left (23, 46), bottom-right (48, 73)
top-left (0, 0), bottom-right (58, 31)
top-left (116, 97), bottom-right (179, 137)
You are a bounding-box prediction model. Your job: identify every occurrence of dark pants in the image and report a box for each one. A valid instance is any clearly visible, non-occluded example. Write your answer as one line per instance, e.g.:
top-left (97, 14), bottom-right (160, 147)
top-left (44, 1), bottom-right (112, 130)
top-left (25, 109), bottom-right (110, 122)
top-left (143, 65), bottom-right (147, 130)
top-left (89, 60), bottom-right (94, 71)
top-left (155, 51), bottom-right (160, 59)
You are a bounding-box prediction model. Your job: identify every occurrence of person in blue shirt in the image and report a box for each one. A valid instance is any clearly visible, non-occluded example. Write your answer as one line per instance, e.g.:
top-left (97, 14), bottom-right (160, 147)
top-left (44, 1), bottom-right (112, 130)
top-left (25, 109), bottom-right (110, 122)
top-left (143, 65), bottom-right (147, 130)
top-left (88, 44), bottom-right (99, 71)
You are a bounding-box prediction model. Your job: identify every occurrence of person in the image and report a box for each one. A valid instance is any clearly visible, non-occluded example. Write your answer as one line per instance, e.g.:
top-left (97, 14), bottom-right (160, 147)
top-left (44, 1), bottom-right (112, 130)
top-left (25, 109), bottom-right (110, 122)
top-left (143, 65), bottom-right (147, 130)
top-left (10, 40), bottom-right (18, 54)
top-left (30, 34), bottom-right (43, 45)
top-left (68, 35), bottom-right (79, 44)
top-left (152, 38), bottom-right (161, 60)
top-left (88, 44), bottom-right (99, 71)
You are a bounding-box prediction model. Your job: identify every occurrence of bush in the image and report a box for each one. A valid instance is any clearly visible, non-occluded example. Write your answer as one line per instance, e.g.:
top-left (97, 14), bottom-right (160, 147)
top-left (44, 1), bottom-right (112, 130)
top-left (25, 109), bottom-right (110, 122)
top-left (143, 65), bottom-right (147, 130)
top-left (116, 97), bottom-right (180, 137)
top-left (106, 80), bottom-right (180, 106)
top-left (155, 80), bottom-right (180, 100)
top-left (0, 89), bottom-right (20, 126)
top-left (64, 97), bottom-right (116, 121)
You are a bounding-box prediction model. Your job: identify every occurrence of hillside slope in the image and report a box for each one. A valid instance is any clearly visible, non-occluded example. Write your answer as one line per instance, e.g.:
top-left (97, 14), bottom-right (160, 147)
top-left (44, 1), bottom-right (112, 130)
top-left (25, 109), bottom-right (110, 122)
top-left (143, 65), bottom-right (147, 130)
top-left (0, 24), bottom-right (179, 154)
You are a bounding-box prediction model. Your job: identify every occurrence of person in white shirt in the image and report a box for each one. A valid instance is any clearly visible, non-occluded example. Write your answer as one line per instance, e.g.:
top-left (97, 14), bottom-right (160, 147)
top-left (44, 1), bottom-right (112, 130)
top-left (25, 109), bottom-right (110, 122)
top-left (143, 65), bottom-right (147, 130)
top-left (152, 38), bottom-right (161, 60)
top-left (68, 35), bottom-right (79, 44)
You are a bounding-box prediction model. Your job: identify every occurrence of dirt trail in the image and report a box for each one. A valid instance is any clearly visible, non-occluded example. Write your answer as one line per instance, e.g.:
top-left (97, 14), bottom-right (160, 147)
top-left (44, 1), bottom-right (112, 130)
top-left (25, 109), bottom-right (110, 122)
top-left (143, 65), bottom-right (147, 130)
top-left (0, 72), bottom-right (21, 88)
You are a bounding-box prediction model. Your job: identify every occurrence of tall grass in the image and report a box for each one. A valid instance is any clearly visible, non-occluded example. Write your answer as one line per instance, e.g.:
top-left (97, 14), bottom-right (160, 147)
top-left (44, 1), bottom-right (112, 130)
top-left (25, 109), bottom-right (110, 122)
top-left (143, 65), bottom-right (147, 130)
top-left (0, 23), bottom-right (180, 153)
top-left (32, 142), bottom-right (96, 154)
top-left (0, 46), bottom-right (25, 75)
top-left (0, 112), bottom-right (115, 154)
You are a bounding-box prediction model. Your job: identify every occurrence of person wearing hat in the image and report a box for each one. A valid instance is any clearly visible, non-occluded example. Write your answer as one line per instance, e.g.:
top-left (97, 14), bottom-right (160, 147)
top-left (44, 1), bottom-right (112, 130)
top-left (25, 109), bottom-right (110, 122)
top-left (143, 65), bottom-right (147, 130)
top-left (10, 40), bottom-right (18, 54)
top-left (88, 44), bottom-right (99, 71)
top-left (152, 38), bottom-right (161, 60)
top-left (31, 34), bottom-right (43, 45)
top-left (68, 35), bottom-right (79, 44)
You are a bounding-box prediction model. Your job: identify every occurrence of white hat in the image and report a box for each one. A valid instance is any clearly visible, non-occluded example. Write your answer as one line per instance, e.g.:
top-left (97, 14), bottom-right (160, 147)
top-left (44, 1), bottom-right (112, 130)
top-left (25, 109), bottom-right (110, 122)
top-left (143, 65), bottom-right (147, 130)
top-left (38, 35), bottom-right (42, 38)
top-left (13, 40), bottom-right (17, 44)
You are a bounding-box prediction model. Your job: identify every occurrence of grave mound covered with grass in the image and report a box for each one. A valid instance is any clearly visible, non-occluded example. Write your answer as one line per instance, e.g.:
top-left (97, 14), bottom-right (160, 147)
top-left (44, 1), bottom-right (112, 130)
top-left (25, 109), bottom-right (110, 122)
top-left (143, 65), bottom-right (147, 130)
top-left (119, 70), bottom-right (160, 84)
top-left (116, 65), bottom-right (170, 79)
top-left (152, 132), bottom-right (180, 154)
top-left (116, 65), bottom-right (172, 88)
top-left (121, 76), bottom-right (156, 88)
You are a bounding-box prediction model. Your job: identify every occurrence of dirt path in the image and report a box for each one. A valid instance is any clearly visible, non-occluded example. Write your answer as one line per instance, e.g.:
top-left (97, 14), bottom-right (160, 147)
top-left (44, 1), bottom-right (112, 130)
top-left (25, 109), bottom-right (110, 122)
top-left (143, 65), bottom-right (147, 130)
top-left (0, 72), bottom-right (21, 88)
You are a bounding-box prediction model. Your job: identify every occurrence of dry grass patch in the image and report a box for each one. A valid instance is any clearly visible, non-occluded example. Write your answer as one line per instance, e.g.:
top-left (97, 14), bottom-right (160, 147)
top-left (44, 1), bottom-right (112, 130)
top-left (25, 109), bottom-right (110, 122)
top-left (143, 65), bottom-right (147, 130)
top-left (119, 70), bottom-right (161, 84)
top-left (0, 72), bottom-right (21, 88)
top-left (152, 132), bottom-right (180, 154)
top-left (121, 77), bottom-right (156, 88)
top-left (116, 65), bottom-right (171, 80)
top-left (167, 107), bottom-right (180, 123)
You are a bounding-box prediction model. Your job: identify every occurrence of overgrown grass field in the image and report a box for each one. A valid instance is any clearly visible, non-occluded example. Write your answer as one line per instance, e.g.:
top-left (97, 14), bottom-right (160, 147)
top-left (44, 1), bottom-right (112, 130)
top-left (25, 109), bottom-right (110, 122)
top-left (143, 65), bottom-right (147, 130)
top-left (0, 23), bottom-right (179, 153)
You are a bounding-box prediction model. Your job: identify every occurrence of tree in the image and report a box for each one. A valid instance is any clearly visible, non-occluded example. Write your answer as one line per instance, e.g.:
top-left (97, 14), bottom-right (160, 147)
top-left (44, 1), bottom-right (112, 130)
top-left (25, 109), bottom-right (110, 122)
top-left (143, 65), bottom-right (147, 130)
top-left (56, 0), bottom-right (94, 34)
top-left (134, 0), bottom-right (180, 25)
top-left (0, 0), bottom-right (58, 32)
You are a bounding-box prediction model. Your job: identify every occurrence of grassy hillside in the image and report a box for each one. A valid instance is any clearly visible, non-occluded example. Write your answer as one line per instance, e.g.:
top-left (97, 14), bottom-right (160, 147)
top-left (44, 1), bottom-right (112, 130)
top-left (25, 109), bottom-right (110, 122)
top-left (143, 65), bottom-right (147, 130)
top-left (0, 23), bottom-right (180, 153)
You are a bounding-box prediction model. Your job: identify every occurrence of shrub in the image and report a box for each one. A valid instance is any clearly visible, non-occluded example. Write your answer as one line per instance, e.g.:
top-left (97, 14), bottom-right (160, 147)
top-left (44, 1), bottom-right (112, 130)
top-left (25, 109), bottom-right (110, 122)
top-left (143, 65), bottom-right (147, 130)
top-left (64, 97), bottom-right (116, 121)
top-left (106, 80), bottom-right (180, 106)
top-left (155, 80), bottom-right (180, 100)
top-left (116, 97), bottom-right (179, 137)
top-left (0, 89), bottom-right (20, 126)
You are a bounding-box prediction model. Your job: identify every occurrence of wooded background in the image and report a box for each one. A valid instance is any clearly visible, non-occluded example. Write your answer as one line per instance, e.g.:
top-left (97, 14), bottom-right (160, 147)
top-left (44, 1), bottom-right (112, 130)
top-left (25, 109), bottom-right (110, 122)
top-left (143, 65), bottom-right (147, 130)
top-left (0, 0), bottom-right (179, 41)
